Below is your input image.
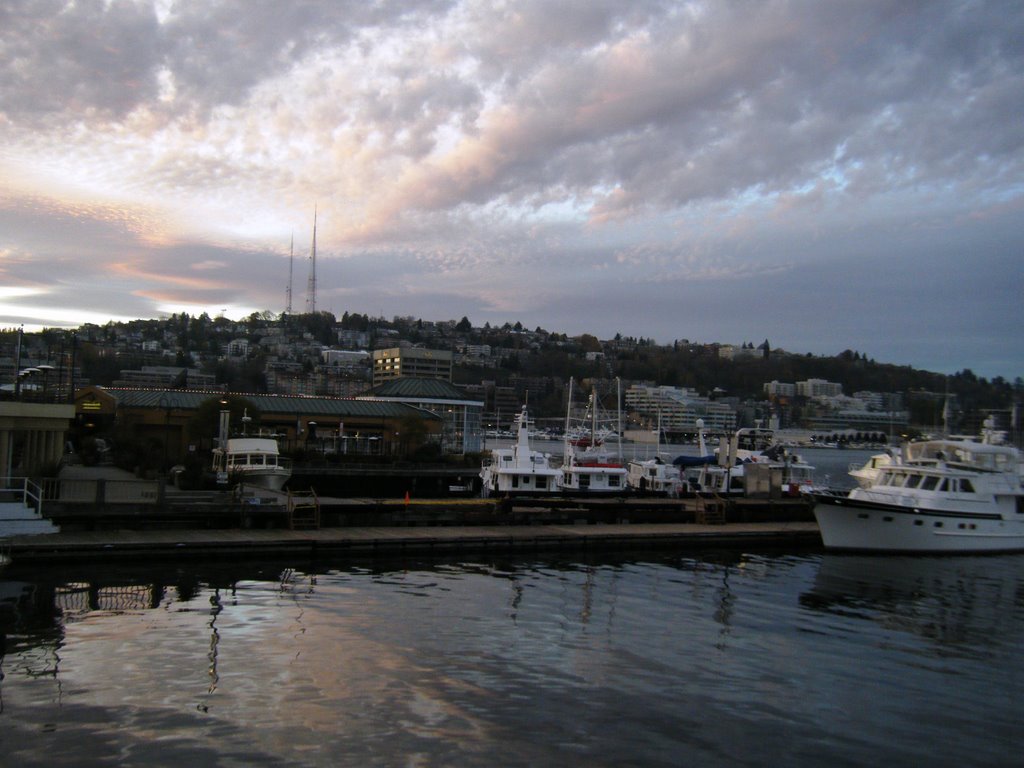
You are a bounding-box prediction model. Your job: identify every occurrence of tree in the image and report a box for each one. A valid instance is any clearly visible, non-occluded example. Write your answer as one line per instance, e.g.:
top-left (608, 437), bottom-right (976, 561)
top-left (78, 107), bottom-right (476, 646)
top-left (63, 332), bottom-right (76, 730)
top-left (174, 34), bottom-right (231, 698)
top-left (456, 316), bottom-right (473, 332)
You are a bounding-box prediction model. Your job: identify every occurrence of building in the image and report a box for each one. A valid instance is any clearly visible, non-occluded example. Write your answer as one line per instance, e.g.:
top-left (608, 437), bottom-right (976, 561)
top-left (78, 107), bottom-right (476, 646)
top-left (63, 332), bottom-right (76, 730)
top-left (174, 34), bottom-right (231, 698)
top-left (372, 347), bottom-right (453, 385)
top-left (624, 384), bottom-right (737, 435)
top-left (114, 366), bottom-right (217, 390)
top-left (359, 377), bottom-right (484, 454)
top-left (764, 380), bottom-right (797, 398)
top-left (796, 379), bottom-right (843, 398)
top-left (72, 386), bottom-right (443, 464)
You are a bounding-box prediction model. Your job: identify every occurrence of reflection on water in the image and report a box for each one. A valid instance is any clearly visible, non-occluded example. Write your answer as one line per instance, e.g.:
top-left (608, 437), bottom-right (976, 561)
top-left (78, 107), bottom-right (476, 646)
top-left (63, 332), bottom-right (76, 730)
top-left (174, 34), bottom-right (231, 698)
top-left (0, 551), bottom-right (1022, 767)
top-left (801, 554), bottom-right (1023, 652)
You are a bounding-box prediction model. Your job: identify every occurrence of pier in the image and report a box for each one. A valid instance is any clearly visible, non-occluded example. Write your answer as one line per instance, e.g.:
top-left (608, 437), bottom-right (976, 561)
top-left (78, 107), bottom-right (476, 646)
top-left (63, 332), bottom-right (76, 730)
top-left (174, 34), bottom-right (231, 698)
top-left (6, 520), bottom-right (821, 564)
top-left (1, 469), bottom-right (822, 563)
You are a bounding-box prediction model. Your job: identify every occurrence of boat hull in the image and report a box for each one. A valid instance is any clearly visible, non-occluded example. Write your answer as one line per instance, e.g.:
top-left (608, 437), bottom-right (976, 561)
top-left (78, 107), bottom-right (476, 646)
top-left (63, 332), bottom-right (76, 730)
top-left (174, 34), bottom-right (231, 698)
top-left (232, 468), bottom-right (291, 491)
top-left (812, 494), bottom-right (1024, 553)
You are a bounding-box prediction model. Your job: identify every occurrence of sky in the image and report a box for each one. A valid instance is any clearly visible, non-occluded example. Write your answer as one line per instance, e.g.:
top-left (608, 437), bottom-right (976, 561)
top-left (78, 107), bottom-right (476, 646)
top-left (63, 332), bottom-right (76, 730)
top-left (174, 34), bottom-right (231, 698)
top-left (1, 1), bottom-right (1022, 380)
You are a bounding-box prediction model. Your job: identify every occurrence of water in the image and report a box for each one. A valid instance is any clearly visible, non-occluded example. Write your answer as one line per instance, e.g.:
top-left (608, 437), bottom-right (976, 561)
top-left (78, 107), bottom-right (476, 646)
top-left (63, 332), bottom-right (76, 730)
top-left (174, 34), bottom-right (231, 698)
top-left (1, 547), bottom-right (1020, 767)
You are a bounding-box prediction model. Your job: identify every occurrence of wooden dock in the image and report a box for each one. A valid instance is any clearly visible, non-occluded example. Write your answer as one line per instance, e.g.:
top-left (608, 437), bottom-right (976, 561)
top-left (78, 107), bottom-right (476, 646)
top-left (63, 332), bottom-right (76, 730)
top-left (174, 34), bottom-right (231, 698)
top-left (5, 521), bottom-right (822, 563)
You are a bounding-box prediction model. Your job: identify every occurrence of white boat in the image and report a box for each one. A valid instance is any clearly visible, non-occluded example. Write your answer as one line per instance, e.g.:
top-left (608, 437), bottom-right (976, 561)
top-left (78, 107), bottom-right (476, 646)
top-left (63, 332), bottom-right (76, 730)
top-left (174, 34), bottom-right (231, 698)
top-left (626, 415), bottom-right (683, 496)
top-left (627, 457), bottom-right (683, 496)
top-left (559, 379), bottom-right (628, 494)
top-left (848, 450), bottom-right (898, 488)
top-left (480, 406), bottom-right (562, 496)
top-left (212, 410), bottom-right (291, 490)
top-left (212, 436), bottom-right (292, 491)
top-left (810, 418), bottom-right (1024, 553)
top-left (687, 426), bottom-right (814, 496)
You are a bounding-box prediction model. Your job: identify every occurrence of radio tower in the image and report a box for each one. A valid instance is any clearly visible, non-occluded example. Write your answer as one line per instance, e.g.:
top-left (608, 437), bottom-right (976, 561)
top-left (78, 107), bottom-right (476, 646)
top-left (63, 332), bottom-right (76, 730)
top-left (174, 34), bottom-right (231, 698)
top-left (305, 206), bottom-right (317, 314)
top-left (285, 233), bottom-right (294, 314)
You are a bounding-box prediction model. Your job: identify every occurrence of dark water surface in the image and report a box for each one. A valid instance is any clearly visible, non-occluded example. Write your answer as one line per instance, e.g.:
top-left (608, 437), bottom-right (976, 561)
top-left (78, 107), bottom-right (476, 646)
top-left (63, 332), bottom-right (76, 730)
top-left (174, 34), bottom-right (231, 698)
top-left (1, 546), bottom-right (1020, 767)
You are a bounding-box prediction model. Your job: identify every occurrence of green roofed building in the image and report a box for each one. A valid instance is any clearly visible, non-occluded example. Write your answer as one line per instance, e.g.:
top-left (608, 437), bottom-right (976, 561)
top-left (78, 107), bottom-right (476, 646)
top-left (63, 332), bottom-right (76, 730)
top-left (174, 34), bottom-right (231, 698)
top-left (358, 377), bottom-right (484, 455)
top-left (73, 386), bottom-right (443, 463)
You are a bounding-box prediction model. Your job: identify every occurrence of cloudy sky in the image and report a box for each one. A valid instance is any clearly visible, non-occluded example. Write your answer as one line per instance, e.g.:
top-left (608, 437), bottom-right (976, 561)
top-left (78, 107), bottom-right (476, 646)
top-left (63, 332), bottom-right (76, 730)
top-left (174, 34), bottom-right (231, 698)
top-left (1, 0), bottom-right (1022, 378)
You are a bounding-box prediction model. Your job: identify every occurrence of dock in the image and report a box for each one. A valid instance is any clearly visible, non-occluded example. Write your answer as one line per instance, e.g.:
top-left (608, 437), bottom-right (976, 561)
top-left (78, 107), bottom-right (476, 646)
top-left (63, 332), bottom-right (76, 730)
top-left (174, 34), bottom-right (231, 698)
top-left (5, 520), bottom-right (822, 564)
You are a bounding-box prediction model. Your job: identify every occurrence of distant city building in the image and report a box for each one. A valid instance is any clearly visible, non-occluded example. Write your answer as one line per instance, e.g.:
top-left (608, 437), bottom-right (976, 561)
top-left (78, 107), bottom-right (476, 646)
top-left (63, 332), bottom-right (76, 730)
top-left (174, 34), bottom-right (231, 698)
top-left (796, 378), bottom-right (843, 398)
top-left (336, 329), bottom-right (369, 349)
top-left (227, 338), bottom-right (249, 357)
top-left (763, 380), bottom-right (797, 398)
top-left (372, 347), bottom-right (453, 385)
top-left (114, 366), bottom-right (215, 389)
top-left (624, 384), bottom-right (737, 434)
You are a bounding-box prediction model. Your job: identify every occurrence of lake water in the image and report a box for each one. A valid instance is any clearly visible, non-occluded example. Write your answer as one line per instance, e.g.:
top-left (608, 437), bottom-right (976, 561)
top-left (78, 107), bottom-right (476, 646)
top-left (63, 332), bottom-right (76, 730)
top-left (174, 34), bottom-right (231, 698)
top-left (2, 544), bottom-right (1021, 767)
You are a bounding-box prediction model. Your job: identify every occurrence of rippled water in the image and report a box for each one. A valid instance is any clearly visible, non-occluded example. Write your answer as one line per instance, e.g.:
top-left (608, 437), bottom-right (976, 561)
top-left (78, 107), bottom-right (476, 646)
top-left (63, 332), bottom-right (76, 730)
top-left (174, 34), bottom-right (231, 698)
top-left (1, 547), bottom-right (1021, 767)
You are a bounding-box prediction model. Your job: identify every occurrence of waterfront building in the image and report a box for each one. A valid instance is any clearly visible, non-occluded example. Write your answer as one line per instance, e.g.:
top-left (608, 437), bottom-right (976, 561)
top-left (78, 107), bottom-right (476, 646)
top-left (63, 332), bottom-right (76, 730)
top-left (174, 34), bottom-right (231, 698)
top-left (359, 377), bottom-right (484, 455)
top-left (72, 386), bottom-right (443, 464)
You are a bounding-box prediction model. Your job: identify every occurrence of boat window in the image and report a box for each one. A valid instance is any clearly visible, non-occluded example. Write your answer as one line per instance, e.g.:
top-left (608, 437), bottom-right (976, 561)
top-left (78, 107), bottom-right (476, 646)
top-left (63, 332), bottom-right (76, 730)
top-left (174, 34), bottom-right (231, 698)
top-left (960, 479), bottom-right (975, 493)
top-left (511, 476), bottom-right (519, 488)
top-left (609, 475), bottom-right (621, 487)
top-left (920, 476), bottom-right (939, 491)
top-left (938, 479), bottom-right (948, 492)
top-left (905, 475), bottom-right (922, 488)
top-left (251, 454), bottom-right (264, 465)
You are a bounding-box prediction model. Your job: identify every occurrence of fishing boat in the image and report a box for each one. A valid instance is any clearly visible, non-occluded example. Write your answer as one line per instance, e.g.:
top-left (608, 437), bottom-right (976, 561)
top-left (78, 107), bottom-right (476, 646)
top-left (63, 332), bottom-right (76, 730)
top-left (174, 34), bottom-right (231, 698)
top-left (480, 406), bottom-right (562, 496)
top-left (559, 379), bottom-right (628, 494)
top-left (810, 417), bottom-right (1024, 553)
top-left (212, 410), bottom-right (291, 490)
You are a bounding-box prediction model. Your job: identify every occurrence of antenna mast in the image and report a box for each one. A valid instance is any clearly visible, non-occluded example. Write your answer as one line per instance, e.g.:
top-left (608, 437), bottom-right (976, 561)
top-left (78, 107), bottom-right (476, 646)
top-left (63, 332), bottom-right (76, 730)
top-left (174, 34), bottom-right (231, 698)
top-left (285, 233), bottom-right (294, 314)
top-left (305, 206), bottom-right (318, 314)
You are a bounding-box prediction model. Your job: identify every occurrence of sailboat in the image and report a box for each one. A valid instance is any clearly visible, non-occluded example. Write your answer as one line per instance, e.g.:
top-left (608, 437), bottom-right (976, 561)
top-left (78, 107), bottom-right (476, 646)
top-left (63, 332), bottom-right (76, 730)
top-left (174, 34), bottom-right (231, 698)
top-left (559, 378), bottom-right (628, 494)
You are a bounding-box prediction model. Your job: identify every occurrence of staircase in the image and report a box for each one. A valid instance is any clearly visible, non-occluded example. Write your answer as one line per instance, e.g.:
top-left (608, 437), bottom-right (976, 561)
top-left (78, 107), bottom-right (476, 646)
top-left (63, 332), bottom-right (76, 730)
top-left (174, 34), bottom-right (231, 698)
top-left (0, 480), bottom-right (60, 536)
top-left (694, 493), bottom-right (728, 525)
top-left (288, 488), bottom-right (321, 530)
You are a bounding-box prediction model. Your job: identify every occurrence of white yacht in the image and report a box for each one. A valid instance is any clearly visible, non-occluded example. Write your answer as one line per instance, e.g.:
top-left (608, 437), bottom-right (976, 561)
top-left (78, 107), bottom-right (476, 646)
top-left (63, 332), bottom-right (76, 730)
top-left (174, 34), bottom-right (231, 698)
top-left (212, 436), bottom-right (292, 491)
top-left (212, 410), bottom-right (292, 490)
top-left (811, 419), bottom-right (1024, 553)
top-left (848, 450), bottom-right (898, 488)
top-left (480, 406), bottom-right (562, 496)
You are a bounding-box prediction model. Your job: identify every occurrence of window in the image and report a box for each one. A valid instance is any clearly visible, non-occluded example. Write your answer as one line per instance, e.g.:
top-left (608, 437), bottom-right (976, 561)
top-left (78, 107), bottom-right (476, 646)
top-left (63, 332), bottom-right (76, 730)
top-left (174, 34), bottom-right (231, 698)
top-left (961, 479), bottom-right (975, 493)
top-left (921, 476), bottom-right (939, 491)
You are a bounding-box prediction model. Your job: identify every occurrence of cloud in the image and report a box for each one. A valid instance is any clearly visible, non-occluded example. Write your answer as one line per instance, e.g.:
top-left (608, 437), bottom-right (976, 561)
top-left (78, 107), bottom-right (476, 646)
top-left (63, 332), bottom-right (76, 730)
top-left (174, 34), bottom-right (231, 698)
top-left (0, 1), bottom-right (1021, 376)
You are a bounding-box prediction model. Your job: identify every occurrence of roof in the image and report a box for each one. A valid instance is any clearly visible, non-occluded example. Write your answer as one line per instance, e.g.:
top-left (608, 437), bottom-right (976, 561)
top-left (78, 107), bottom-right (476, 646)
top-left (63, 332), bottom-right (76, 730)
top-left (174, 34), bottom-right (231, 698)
top-left (80, 387), bottom-right (440, 420)
top-left (362, 377), bottom-right (483, 403)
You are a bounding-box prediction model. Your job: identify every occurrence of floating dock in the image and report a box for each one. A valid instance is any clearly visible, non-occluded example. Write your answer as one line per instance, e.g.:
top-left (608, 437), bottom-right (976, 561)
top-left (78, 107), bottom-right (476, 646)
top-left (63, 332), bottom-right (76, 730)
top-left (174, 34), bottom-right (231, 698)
top-left (6, 521), bottom-right (821, 563)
